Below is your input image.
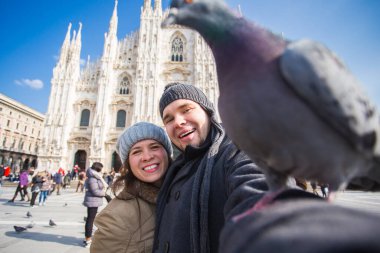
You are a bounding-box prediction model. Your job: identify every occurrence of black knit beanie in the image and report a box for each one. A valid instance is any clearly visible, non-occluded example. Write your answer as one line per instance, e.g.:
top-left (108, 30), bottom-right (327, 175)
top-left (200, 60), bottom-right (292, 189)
top-left (159, 83), bottom-right (215, 118)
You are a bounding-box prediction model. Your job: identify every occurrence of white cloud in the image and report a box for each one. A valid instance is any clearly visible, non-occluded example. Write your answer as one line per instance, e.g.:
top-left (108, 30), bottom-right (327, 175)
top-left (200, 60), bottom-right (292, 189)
top-left (14, 79), bottom-right (44, 89)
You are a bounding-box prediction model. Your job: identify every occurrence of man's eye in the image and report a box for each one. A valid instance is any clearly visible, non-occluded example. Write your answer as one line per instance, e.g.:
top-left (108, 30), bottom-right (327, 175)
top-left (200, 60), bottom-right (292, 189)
top-left (164, 118), bottom-right (173, 125)
top-left (184, 107), bottom-right (193, 113)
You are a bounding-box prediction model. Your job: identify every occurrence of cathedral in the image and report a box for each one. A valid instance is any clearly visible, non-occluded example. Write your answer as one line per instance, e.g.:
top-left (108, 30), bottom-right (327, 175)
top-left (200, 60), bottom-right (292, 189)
top-left (38, 0), bottom-right (219, 172)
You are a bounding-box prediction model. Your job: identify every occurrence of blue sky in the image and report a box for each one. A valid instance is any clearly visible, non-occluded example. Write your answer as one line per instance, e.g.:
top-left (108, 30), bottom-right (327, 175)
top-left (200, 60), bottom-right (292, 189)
top-left (0, 0), bottom-right (379, 114)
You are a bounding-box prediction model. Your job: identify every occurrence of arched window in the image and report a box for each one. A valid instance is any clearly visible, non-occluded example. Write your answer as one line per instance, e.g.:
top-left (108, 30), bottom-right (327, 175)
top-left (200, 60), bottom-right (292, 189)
top-left (171, 36), bottom-right (184, 62)
top-left (80, 109), bottom-right (90, 127)
top-left (116, 110), bottom-right (126, 128)
top-left (119, 76), bottom-right (131, 95)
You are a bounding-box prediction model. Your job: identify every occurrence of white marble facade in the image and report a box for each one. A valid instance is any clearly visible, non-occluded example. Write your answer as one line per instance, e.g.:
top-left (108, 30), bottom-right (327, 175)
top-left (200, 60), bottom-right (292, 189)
top-left (38, 0), bottom-right (219, 172)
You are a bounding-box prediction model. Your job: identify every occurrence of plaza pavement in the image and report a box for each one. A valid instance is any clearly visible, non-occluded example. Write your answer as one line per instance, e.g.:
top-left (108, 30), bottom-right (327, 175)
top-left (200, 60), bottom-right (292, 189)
top-left (0, 183), bottom-right (107, 253)
top-left (0, 183), bottom-right (379, 253)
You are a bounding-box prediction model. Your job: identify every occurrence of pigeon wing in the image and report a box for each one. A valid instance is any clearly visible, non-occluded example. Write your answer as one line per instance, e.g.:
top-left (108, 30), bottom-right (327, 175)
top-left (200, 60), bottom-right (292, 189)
top-left (280, 39), bottom-right (380, 156)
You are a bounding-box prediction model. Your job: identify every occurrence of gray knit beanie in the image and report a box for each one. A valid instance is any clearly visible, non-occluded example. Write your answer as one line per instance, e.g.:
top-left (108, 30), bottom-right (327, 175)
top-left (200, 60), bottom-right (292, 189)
top-left (159, 83), bottom-right (215, 118)
top-left (116, 122), bottom-right (173, 164)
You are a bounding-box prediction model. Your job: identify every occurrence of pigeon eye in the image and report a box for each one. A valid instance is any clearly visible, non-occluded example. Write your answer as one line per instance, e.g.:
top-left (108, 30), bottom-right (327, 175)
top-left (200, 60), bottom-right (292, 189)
top-left (184, 0), bottom-right (193, 4)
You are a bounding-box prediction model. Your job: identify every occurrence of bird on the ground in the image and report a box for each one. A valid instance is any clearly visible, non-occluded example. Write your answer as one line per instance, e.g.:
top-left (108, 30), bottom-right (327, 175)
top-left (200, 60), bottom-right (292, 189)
top-left (26, 211), bottom-right (32, 218)
top-left (162, 0), bottom-right (380, 195)
top-left (14, 225), bottom-right (27, 233)
top-left (26, 221), bottom-right (35, 229)
top-left (49, 219), bottom-right (57, 226)
top-left (83, 216), bottom-right (87, 222)
top-left (63, 202), bottom-right (68, 207)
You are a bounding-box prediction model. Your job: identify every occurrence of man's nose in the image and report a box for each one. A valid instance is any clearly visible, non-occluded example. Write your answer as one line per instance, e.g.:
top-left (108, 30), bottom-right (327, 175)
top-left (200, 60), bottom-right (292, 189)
top-left (173, 114), bottom-right (186, 127)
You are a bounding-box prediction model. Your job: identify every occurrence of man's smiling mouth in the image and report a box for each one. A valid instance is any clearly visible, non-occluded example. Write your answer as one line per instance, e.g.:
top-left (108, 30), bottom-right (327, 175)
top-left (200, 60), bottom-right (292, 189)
top-left (179, 129), bottom-right (196, 138)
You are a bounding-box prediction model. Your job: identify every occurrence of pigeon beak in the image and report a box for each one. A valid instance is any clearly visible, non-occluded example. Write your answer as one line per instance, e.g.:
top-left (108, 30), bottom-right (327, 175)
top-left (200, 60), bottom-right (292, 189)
top-left (162, 8), bottom-right (179, 28)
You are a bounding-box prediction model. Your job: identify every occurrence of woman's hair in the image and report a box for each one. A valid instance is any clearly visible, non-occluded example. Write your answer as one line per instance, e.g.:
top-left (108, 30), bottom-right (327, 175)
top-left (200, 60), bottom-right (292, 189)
top-left (91, 162), bottom-right (103, 172)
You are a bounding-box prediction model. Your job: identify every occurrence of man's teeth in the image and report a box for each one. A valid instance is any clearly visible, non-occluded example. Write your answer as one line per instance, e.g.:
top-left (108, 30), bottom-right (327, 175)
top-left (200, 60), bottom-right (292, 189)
top-left (143, 164), bottom-right (157, 171)
top-left (180, 129), bottom-right (195, 138)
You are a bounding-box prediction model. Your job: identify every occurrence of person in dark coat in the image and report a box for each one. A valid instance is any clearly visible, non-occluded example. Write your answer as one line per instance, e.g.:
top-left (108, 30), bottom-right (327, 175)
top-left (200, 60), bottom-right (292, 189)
top-left (0, 164), bottom-right (4, 187)
top-left (51, 170), bottom-right (64, 195)
top-left (83, 162), bottom-right (107, 248)
top-left (153, 83), bottom-right (268, 253)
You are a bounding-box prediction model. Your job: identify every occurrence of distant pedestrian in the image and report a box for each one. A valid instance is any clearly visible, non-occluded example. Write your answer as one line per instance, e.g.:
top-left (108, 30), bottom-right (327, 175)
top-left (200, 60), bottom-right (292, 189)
top-left (311, 181), bottom-right (319, 196)
top-left (38, 172), bottom-right (51, 206)
top-left (8, 169), bottom-right (30, 202)
top-left (320, 183), bottom-right (329, 198)
top-left (0, 164), bottom-right (4, 187)
top-left (72, 165), bottom-right (79, 180)
top-left (76, 170), bottom-right (86, 192)
top-left (30, 171), bottom-right (43, 208)
top-left (51, 169), bottom-right (64, 195)
top-left (63, 173), bottom-right (71, 189)
top-left (83, 162), bottom-right (107, 248)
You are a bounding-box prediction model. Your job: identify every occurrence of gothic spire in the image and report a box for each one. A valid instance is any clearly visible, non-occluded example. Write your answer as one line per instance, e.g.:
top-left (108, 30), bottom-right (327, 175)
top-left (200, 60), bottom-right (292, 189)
top-left (63, 23), bottom-right (72, 46)
top-left (143, 0), bottom-right (151, 10)
top-left (108, 0), bottom-right (118, 37)
top-left (76, 22), bottom-right (82, 45)
top-left (154, 0), bottom-right (162, 12)
top-left (58, 23), bottom-right (72, 63)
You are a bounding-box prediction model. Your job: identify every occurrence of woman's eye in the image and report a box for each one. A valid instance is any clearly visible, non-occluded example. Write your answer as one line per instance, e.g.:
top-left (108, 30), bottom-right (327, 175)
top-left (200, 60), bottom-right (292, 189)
top-left (131, 150), bottom-right (141, 156)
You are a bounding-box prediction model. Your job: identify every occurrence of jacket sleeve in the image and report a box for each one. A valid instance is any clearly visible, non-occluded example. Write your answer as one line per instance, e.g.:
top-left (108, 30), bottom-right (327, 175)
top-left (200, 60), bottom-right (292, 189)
top-left (220, 195), bottom-right (380, 253)
top-left (222, 141), bottom-right (268, 220)
top-left (91, 200), bottom-right (132, 253)
top-left (87, 178), bottom-right (105, 197)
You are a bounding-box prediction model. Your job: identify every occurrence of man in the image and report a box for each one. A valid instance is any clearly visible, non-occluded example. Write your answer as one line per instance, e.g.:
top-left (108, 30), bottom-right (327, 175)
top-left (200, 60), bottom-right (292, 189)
top-left (51, 168), bottom-right (64, 195)
top-left (153, 83), bottom-right (268, 253)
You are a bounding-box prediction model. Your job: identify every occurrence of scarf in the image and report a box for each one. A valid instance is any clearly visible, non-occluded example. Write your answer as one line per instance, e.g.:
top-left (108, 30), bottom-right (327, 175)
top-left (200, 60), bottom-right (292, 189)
top-left (155, 119), bottom-right (225, 253)
top-left (92, 170), bottom-right (109, 190)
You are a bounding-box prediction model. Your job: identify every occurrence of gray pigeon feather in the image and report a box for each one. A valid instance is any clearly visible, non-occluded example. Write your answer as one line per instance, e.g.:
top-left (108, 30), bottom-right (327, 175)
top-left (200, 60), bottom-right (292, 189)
top-left (162, 0), bottom-right (380, 192)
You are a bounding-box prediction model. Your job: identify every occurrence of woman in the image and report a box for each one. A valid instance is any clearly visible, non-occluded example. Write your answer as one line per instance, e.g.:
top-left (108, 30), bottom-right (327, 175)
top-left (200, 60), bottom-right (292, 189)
top-left (83, 162), bottom-right (107, 248)
top-left (90, 122), bottom-right (172, 253)
top-left (38, 171), bottom-right (50, 206)
top-left (8, 169), bottom-right (29, 202)
top-left (30, 171), bottom-right (43, 208)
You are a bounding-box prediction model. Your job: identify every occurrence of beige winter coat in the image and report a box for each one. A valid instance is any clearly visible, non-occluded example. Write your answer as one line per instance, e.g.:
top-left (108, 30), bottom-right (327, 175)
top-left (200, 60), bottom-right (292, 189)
top-left (91, 188), bottom-right (157, 253)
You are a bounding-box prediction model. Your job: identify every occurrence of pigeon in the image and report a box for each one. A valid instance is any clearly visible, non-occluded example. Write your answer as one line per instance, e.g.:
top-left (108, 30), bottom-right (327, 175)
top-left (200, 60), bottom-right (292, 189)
top-left (63, 202), bottom-right (68, 207)
top-left (26, 221), bottom-right (35, 229)
top-left (162, 0), bottom-right (380, 194)
top-left (49, 219), bottom-right (57, 226)
top-left (14, 225), bottom-right (27, 233)
top-left (83, 216), bottom-right (87, 222)
top-left (26, 211), bottom-right (32, 218)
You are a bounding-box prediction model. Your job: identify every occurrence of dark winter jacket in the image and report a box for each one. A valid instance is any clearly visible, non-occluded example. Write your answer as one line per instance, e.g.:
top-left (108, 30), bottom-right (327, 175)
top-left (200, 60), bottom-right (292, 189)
top-left (153, 125), bottom-right (268, 253)
top-left (53, 172), bottom-right (63, 184)
top-left (83, 168), bottom-right (105, 208)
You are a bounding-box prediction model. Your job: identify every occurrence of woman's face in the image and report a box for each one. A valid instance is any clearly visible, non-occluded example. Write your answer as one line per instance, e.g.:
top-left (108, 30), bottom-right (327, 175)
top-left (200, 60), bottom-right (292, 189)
top-left (128, 139), bottom-right (169, 183)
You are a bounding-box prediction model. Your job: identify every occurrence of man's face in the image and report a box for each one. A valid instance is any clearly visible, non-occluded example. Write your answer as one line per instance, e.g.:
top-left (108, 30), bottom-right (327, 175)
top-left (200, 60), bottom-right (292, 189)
top-left (162, 99), bottom-right (211, 151)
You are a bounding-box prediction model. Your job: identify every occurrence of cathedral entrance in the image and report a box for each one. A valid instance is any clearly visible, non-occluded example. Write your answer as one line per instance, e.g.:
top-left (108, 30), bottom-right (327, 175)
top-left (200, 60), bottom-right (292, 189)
top-left (74, 150), bottom-right (87, 171)
top-left (112, 151), bottom-right (122, 172)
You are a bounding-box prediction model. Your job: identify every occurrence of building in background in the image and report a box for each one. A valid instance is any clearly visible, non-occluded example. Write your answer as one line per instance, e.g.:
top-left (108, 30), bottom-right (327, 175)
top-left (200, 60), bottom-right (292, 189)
top-left (0, 93), bottom-right (45, 173)
top-left (39, 0), bottom-right (219, 172)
